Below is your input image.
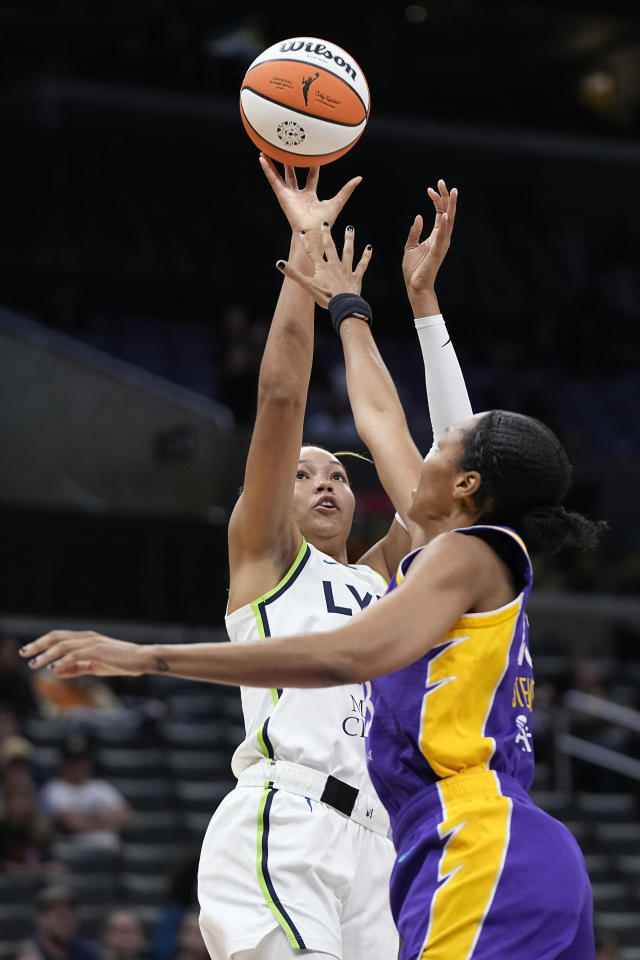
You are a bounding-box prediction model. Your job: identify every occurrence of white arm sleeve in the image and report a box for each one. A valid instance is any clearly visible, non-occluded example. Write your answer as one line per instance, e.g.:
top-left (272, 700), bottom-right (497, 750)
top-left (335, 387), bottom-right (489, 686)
top-left (393, 313), bottom-right (473, 533)
top-left (415, 313), bottom-right (473, 445)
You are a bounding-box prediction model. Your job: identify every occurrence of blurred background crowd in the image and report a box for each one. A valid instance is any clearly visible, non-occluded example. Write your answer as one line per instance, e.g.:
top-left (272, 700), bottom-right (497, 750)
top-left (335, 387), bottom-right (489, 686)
top-left (0, 1), bottom-right (639, 958)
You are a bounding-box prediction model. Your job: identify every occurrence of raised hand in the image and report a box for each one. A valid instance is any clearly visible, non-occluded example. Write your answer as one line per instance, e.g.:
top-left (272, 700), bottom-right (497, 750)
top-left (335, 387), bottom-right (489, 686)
top-left (402, 179), bottom-right (458, 314)
top-left (276, 222), bottom-right (372, 308)
top-left (259, 154), bottom-right (362, 236)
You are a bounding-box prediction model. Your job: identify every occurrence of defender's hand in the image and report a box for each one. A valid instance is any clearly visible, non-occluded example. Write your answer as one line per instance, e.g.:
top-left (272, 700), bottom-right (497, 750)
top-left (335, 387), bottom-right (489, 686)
top-left (275, 223), bottom-right (372, 308)
top-left (402, 179), bottom-right (458, 302)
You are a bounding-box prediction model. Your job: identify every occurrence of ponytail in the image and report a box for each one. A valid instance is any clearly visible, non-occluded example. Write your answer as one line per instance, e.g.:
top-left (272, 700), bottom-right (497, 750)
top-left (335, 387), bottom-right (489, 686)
top-left (460, 411), bottom-right (607, 554)
top-left (515, 504), bottom-right (606, 554)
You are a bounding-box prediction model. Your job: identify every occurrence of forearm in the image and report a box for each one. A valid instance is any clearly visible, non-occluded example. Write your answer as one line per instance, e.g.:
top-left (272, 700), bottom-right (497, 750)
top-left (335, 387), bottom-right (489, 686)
top-left (256, 235), bottom-right (314, 400)
top-left (339, 316), bottom-right (422, 517)
top-left (340, 318), bottom-right (410, 442)
top-left (407, 284), bottom-right (473, 444)
top-left (145, 639), bottom-right (351, 689)
top-left (414, 312), bottom-right (473, 444)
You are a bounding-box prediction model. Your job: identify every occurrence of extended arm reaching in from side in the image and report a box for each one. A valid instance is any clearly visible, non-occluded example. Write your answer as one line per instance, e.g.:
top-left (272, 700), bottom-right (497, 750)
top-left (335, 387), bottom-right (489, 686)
top-left (21, 531), bottom-right (511, 686)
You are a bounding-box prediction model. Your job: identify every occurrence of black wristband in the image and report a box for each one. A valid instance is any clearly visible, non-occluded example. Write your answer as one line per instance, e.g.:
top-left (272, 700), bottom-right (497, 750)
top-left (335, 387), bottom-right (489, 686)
top-left (327, 293), bottom-right (373, 334)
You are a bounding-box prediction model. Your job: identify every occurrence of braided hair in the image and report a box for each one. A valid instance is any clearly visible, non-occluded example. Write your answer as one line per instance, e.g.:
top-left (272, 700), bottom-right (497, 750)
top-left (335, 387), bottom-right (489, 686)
top-left (458, 411), bottom-right (606, 553)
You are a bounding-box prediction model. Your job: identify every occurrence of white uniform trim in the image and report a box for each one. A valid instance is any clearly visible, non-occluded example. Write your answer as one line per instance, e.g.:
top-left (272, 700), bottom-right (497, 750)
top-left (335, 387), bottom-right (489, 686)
top-left (238, 757), bottom-right (390, 836)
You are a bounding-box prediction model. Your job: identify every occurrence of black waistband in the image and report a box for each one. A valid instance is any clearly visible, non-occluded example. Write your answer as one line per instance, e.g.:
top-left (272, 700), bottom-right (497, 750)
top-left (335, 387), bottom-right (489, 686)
top-left (320, 774), bottom-right (359, 817)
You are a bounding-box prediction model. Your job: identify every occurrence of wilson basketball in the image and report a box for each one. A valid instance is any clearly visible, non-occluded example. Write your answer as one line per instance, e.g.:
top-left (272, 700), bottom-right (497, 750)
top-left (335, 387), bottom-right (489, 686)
top-left (240, 37), bottom-right (370, 166)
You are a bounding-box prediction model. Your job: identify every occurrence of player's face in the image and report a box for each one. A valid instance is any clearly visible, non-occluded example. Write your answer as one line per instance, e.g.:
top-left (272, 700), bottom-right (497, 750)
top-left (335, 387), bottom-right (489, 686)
top-left (291, 446), bottom-right (355, 545)
top-left (408, 418), bottom-right (478, 525)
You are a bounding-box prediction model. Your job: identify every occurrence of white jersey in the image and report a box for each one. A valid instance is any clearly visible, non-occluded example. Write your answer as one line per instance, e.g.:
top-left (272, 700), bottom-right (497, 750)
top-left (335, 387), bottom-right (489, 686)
top-left (225, 538), bottom-right (388, 793)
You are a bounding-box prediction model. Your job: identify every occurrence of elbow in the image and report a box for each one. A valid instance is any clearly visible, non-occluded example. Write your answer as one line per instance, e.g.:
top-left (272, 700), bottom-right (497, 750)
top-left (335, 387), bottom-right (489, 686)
top-left (257, 383), bottom-right (306, 411)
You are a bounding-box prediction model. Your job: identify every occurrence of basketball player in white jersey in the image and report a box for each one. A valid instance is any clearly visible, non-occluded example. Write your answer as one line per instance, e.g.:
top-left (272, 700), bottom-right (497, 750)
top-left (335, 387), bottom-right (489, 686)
top-left (196, 158), bottom-right (470, 960)
top-left (25, 159), bottom-right (471, 960)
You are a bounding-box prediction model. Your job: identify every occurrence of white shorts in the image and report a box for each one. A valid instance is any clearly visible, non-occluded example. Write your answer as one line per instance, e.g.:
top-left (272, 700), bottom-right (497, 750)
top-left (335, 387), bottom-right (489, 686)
top-left (197, 762), bottom-right (398, 960)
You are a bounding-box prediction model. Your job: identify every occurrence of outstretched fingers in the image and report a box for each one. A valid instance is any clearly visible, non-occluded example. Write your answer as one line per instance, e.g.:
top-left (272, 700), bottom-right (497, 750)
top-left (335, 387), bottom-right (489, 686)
top-left (353, 242), bottom-right (372, 283)
top-left (404, 214), bottom-right (424, 251)
top-left (332, 175), bottom-right (362, 216)
top-left (283, 164), bottom-right (299, 190)
top-left (20, 630), bottom-right (88, 671)
top-left (259, 153), bottom-right (285, 191)
top-left (304, 165), bottom-right (320, 193)
top-left (320, 221), bottom-right (340, 263)
top-left (276, 257), bottom-right (314, 295)
top-left (428, 180), bottom-right (458, 233)
top-left (50, 656), bottom-right (94, 678)
top-left (342, 224), bottom-right (355, 270)
top-left (445, 186), bottom-right (458, 231)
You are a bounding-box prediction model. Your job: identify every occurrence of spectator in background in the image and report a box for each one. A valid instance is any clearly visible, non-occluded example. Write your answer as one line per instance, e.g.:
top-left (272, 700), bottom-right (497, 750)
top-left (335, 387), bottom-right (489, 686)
top-left (0, 706), bottom-right (20, 742)
top-left (150, 848), bottom-right (199, 960)
top-left (0, 769), bottom-right (64, 877)
top-left (32, 668), bottom-right (128, 725)
top-left (39, 733), bottom-right (131, 856)
top-left (0, 734), bottom-right (49, 800)
top-left (101, 909), bottom-right (147, 960)
top-left (14, 884), bottom-right (101, 960)
top-left (31, 666), bottom-right (163, 740)
top-left (173, 912), bottom-right (208, 960)
top-left (567, 657), bottom-right (630, 792)
top-left (1, 734), bottom-right (36, 781)
top-left (595, 933), bottom-right (621, 959)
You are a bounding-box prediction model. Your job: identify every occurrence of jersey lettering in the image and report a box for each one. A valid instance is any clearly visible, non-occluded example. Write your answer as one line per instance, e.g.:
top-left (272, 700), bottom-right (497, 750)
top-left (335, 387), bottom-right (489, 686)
top-left (346, 584), bottom-right (374, 609)
top-left (511, 676), bottom-right (534, 710)
top-left (343, 693), bottom-right (366, 737)
top-left (323, 581), bottom-right (380, 616)
top-left (323, 581), bottom-right (353, 616)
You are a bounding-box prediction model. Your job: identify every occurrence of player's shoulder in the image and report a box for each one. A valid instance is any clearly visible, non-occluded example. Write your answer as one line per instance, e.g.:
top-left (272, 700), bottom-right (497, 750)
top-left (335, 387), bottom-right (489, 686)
top-left (426, 528), bottom-right (492, 559)
top-left (412, 528), bottom-right (502, 584)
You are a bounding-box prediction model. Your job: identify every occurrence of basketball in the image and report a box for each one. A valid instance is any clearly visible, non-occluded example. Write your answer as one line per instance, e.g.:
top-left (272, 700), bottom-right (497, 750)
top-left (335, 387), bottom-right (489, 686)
top-left (239, 37), bottom-right (370, 167)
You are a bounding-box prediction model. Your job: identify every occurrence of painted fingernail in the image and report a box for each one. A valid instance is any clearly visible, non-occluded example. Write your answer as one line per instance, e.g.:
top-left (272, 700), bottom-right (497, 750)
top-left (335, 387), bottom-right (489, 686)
top-left (276, 261), bottom-right (286, 270)
top-left (29, 657), bottom-right (37, 666)
top-left (346, 225), bottom-right (354, 232)
top-left (366, 244), bottom-right (372, 250)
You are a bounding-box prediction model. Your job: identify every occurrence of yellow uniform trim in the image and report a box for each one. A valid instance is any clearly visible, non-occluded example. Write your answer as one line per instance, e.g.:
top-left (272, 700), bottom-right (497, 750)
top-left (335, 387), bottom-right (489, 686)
top-left (419, 598), bottom-right (523, 780)
top-left (420, 769), bottom-right (512, 959)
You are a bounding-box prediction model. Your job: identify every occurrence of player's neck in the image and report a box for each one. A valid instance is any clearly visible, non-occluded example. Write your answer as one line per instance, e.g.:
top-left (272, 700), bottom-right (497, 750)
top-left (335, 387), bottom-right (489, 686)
top-left (308, 534), bottom-right (349, 565)
top-left (411, 510), bottom-right (481, 548)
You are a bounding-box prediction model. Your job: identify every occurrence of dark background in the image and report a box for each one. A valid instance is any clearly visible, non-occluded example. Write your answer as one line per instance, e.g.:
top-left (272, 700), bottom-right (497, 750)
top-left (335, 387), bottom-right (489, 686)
top-left (1, 0), bottom-right (639, 623)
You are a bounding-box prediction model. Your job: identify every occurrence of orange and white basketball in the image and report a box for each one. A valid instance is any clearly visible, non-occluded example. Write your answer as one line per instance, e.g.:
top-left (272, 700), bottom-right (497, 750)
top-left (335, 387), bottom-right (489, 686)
top-left (240, 37), bottom-right (370, 166)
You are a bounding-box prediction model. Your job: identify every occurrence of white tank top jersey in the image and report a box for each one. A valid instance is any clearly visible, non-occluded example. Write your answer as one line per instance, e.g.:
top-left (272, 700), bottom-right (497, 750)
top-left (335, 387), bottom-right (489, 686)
top-left (225, 538), bottom-right (388, 794)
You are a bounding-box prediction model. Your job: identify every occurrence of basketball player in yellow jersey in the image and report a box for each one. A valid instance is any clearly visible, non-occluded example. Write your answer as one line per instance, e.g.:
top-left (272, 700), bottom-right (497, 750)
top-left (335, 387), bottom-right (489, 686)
top-left (23, 161), bottom-right (469, 960)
